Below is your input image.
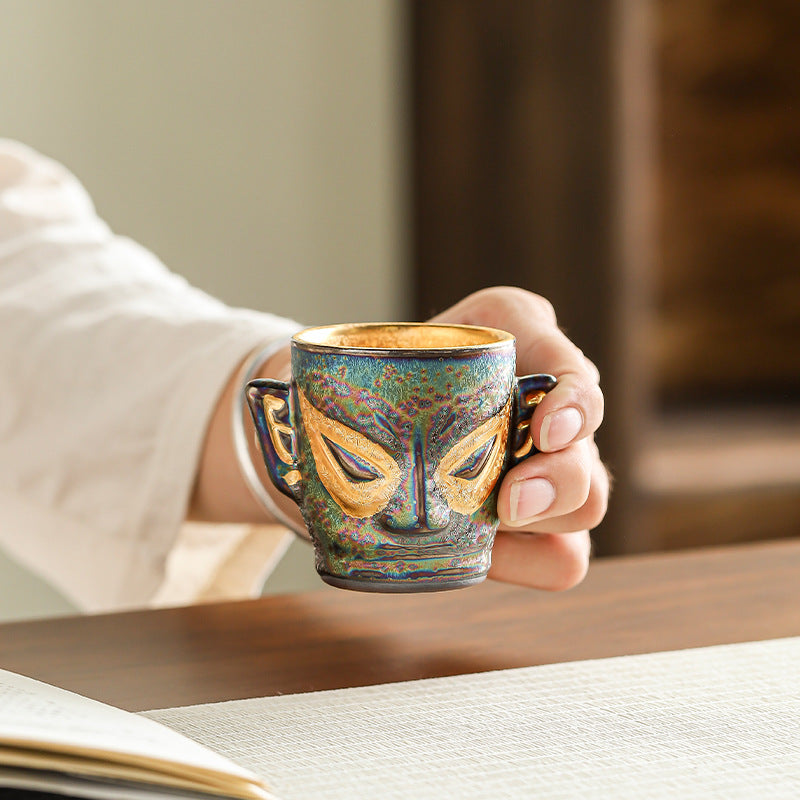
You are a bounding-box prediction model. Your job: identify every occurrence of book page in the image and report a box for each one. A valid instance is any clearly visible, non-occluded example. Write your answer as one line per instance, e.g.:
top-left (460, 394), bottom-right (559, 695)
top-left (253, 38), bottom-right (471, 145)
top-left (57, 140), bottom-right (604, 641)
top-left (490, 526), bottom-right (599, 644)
top-left (146, 637), bottom-right (800, 800)
top-left (0, 669), bottom-right (267, 795)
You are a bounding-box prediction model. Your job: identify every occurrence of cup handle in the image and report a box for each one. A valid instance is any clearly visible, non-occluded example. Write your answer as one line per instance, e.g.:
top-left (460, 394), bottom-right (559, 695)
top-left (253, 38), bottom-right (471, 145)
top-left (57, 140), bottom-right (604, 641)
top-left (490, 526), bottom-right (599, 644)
top-left (245, 379), bottom-right (302, 502)
top-left (509, 374), bottom-right (558, 469)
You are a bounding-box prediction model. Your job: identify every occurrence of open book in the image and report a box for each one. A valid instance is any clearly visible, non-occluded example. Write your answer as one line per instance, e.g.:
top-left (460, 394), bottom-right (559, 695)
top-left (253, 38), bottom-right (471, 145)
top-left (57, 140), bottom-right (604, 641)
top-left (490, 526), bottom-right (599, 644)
top-left (3, 637), bottom-right (799, 799)
top-left (0, 668), bottom-right (275, 800)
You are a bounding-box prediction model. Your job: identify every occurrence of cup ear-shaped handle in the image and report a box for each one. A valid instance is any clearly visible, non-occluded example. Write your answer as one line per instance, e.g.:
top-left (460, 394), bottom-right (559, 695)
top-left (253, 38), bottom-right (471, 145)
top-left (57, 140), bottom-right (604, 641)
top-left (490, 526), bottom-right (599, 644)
top-left (509, 373), bottom-right (558, 469)
top-left (245, 379), bottom-right (302, 502)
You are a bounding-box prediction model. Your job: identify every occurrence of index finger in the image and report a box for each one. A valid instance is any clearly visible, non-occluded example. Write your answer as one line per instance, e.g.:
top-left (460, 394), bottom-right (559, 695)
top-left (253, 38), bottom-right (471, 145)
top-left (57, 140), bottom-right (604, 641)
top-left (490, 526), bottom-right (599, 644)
top-left (430, 287), bottom-right (603, 452)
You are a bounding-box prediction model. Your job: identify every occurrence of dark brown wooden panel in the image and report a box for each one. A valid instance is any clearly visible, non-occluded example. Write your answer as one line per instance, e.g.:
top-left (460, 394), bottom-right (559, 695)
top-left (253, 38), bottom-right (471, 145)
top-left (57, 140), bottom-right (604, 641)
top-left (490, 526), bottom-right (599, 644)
top-left (411, 0), bottom-right (615, 356)
top-left (649, 488), bottom-right (800, 551)
top-left (656, 0), bottom-right (800, 409)
top-left (410, 1), bottom-right (800, 557)
top-left (410, 1), bottom-right (642, 554)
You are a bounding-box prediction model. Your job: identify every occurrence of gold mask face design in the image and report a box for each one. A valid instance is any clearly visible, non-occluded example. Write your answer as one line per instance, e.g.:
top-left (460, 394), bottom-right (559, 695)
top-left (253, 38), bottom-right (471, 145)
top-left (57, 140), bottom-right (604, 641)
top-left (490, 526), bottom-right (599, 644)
top-left (298, 390), bottom-right (511, 521)
top-left (433, 396), bottom-right (511, 516)
top-left (298, 391), bottom-right (402, 518)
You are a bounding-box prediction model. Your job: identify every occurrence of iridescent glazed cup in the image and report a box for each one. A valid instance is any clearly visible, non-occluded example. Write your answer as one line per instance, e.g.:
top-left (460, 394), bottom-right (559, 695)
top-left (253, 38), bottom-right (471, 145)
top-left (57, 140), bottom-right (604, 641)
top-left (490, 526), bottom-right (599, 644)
top-left (246, 323), bottom-right (555, 592)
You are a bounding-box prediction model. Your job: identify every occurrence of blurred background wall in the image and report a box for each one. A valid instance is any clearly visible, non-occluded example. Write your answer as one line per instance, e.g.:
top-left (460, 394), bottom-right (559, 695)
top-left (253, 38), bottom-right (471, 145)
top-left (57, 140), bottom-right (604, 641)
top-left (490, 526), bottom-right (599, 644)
top-left (2, 0), bottom-right (799, 621)
top-left (0, 0), bottom-right (407, 619)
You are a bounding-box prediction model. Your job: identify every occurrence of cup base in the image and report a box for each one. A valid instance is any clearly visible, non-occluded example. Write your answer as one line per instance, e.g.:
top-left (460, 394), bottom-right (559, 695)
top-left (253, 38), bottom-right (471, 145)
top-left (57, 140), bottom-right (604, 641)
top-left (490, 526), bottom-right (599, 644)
top-left (319, 572), bottom-right (488, 593)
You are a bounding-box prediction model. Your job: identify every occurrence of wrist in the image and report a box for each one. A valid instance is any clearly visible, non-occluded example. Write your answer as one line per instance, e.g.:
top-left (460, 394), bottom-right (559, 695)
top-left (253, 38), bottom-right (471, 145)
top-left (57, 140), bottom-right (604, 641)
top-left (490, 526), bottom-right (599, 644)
top-left (254, 342), bottom-right (292, 384)
top-left (189, 338), bottom-right (301, 531)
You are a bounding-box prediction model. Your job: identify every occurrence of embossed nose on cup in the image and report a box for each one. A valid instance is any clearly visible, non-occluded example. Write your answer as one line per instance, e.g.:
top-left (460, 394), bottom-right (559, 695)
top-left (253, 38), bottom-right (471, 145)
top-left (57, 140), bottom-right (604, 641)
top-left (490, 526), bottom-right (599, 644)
top-left (246, 323), bottom-right (556, 593)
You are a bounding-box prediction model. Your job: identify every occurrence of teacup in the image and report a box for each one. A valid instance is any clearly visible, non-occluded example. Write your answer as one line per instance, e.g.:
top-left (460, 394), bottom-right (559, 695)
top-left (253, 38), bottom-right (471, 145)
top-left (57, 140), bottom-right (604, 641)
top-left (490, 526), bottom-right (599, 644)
top-left (246, 323), bottom-right (555, 592)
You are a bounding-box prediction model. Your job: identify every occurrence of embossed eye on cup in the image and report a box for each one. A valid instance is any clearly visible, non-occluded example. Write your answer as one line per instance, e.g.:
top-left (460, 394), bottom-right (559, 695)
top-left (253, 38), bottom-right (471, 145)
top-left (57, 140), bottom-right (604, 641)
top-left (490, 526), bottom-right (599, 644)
top-left (246, 323), bottom-right (555, 593)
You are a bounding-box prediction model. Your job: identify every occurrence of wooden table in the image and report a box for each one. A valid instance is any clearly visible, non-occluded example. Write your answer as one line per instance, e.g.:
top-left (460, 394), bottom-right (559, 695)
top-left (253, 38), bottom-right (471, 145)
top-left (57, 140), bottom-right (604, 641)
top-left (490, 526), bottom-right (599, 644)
top-left (1, 539), bottom-right (799, 711)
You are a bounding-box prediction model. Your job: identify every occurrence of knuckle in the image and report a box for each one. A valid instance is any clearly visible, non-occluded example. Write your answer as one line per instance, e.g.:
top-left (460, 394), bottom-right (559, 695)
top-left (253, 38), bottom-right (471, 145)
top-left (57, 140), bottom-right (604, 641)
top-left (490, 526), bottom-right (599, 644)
top-left (544, 534), bottom-right (591, 591)
top-left (578, 377), bottom-right (605, 414)
top-left (466, 285), bottom-right (519, 312)
top-left (568, 381), bottom-right (604, 432)
top-left (470, 286), bottom-right (557, 326)
top-left (583, 354), bottom-right (601, 383)
top-left (529, 293), bottom-right (557, 325)
top-left (576, 480), bottom-right (609, 531)
top-left (567, 443), bottom-right (594, 507)
top-left (590, 382), bottom-right (605, 418)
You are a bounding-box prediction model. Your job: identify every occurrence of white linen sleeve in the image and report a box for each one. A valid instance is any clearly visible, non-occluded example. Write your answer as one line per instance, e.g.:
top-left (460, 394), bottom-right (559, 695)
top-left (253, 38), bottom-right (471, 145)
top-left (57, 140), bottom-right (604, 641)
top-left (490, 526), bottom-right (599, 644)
top-left (0, 140), bottom-right (301, 612)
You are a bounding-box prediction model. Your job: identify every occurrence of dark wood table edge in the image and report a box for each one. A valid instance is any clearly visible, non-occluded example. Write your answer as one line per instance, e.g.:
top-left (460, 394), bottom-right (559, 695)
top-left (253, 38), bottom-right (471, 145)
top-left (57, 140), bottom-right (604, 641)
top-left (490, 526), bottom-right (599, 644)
top-left (2, 539), bottom-right (798, 711)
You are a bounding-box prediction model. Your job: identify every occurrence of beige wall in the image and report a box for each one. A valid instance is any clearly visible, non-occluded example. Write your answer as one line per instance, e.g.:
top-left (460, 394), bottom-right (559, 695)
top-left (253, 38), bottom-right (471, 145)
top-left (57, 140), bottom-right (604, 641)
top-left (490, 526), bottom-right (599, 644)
top-left (0, 0), bottom-right (407, 619)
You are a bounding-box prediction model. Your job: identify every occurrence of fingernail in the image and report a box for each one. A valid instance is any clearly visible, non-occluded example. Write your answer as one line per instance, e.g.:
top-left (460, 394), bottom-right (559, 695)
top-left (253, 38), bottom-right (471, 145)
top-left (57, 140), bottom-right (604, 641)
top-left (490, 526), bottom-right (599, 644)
top-left (508, 477), bottom-right (556, 524)
top-left (540, 407), bottom-right (583, 451)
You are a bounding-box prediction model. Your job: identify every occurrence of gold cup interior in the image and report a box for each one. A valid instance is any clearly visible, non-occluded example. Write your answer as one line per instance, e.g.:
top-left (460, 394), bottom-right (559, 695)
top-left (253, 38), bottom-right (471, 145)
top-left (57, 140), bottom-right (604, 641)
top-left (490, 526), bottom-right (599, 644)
top-left (293, 323), bottom-right (514, 352)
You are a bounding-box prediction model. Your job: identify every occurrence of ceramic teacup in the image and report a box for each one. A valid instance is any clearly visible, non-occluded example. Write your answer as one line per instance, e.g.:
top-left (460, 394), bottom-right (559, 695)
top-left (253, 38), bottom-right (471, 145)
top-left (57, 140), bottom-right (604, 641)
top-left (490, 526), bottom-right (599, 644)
top-left (246, 323), bottom-right (555, 592)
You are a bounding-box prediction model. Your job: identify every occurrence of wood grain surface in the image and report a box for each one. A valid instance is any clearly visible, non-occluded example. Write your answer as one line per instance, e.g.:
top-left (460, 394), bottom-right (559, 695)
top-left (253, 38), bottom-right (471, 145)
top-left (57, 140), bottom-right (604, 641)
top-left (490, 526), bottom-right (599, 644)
top-left (657, 0), bottom-right (800, 408)
top-left (1, 540), bottom-right (798, 711)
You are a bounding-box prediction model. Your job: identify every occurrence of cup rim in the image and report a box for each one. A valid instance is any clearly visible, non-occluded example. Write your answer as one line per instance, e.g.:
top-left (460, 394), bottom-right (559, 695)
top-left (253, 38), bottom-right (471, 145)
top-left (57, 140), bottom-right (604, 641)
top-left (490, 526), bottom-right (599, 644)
top-left (292, 322), bottom-right (515, 355)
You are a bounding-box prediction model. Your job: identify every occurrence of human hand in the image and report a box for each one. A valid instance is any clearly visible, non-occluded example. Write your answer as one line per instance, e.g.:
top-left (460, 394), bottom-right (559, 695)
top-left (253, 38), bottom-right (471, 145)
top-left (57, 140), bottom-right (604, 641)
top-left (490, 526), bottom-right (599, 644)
top-left (431, 287), bottom-right (608, 591)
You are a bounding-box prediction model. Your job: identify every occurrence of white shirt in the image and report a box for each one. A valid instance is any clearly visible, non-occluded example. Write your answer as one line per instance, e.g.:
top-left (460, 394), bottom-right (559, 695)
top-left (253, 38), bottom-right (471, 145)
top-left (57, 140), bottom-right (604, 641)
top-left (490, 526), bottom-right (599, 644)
top-left (0, 140), bottom-right (300, 612)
